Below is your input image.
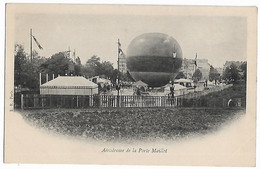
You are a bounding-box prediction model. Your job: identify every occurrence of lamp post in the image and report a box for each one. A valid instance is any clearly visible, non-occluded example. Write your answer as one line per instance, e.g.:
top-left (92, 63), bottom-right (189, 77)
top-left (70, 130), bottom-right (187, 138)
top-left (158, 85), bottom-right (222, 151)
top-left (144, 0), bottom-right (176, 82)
top-left (169, 73), bottom-right (175, 107)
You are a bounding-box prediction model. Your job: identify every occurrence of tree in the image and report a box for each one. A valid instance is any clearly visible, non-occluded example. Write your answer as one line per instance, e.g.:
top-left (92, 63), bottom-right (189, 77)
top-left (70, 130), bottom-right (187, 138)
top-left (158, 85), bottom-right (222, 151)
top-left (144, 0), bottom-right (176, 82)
top-left (86, 55), bottom-right (101, 67)
top-left (14, 44), bottom-right (45, 90)
top-left (14, 44), bottom-right (28, 88)
top-left (82, 55), bottom-right (115, 79)
top-left (75, 56), bottom-right (81, 66)
top-left (110, 69), bottom-right (119, 84)
top-left (84, 55), bottom-right (102, 77)
top-left (192, 69), bottom-right (202, 83)
top-left (74, 64), bottom-right (82, 76)
top-left (100, 61), bottom-right (114, 79)
top-left (223, 63), bottom-right (240, 84)
top-left (40, 52), bottom-right (80, 76)
top-left (240, 62), bottom-right (247, 81)
top-left (209, 65), bottom-right (220, 81)
top-left (82, 63), bottom-right (96, 78)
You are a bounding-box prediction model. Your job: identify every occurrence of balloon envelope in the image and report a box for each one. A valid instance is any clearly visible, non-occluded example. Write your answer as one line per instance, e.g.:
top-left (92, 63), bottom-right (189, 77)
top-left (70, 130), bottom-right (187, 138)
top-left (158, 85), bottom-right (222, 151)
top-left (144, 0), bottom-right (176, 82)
top-left (126, 33), bottom-right (183, 87)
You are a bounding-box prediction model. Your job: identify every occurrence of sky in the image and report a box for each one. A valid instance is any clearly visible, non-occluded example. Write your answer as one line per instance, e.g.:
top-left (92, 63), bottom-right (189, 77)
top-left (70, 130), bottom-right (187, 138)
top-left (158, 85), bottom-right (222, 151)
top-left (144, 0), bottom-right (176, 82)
top-left (15, 13), bottom-right (247, 68)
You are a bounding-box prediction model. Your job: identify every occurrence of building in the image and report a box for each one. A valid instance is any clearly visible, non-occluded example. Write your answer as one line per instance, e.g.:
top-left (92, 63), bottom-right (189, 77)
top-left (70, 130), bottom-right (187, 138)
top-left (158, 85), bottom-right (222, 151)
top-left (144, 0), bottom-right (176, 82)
top-left (197, 59), bottom-right (211, 80)
top-left (180, 58), bottom-right (210, 80)
top-left (180, 58), bottom-right (196, 79)
top-left (40, 76), bottom-right (98, 95)
top-left (118, 52), bottom-right (127, 73)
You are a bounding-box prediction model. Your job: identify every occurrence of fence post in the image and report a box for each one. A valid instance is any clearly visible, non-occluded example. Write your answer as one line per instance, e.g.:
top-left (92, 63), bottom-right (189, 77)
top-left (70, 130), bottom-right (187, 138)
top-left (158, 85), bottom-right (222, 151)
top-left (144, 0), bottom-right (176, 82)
top-left (21, 94), bottom-right (24, 110)
top-left (76, 96), bottom-right (79, 108)
top-left (49, 95), bottom-right (52, 108)
top-left (41, 95), bottom-right (44, 108)
top-left (89, 95), bottom-right (93, 107)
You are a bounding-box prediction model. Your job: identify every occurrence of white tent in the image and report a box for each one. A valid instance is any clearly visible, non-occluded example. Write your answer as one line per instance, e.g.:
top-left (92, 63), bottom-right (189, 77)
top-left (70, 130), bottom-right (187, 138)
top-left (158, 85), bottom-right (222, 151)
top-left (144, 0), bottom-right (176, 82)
top-left (40, 76), bottom-right (98, 95)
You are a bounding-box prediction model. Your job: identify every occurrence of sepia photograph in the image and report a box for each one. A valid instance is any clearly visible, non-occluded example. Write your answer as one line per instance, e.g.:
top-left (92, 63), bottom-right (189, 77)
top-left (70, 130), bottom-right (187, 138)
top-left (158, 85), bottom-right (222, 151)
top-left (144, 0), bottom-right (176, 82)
top-left (4, 3), bottom-right (257, 167)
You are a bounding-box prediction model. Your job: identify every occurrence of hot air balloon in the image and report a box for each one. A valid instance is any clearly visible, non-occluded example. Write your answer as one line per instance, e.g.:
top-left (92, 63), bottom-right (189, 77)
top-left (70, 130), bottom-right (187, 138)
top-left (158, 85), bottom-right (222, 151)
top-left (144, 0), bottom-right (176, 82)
top-left (126, 33), bottom-right (183, 87)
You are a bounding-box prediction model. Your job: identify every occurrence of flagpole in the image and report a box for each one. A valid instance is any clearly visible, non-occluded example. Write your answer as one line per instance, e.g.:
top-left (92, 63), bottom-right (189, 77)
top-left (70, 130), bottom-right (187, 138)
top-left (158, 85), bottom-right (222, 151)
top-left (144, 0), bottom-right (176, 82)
top-left (74, 49), bottom-right (76, 63)
top-left (30, 29), bottom-right (32, 62)
top-left (194, 53), bottom-right (197, 72)
top-left (117, 39), bottom-right (120, 107)
top-left (117, 39), bottom-right (120, 85)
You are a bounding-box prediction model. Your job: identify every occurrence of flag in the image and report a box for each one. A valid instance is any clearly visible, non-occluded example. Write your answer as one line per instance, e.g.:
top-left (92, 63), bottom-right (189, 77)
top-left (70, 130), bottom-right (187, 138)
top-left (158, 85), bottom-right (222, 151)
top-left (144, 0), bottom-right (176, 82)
top-left (118, 48), bottom-right (124, 55)
top-left (32, 35), bottom-right (43, 50)
top-left (118, 39), bottom-right (124, 55)
top-left (194, 53), bottom-right (197, 67)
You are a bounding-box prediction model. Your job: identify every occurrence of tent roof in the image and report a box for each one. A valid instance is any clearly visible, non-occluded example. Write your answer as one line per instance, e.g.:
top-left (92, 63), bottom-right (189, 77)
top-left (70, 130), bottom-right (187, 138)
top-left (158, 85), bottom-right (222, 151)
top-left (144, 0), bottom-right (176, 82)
top-left (165, 84), bottom-right (187, 90)
top-left (173, 84), bottom-right (187, 90)
top-left (175, 78), bottom-right (193, 83)
top-left (98, 78), bottom-right (111, 83)
top-left (133, 80), bottom-right (148, 86)
top-left (41, 76), bottom-right (98, 88)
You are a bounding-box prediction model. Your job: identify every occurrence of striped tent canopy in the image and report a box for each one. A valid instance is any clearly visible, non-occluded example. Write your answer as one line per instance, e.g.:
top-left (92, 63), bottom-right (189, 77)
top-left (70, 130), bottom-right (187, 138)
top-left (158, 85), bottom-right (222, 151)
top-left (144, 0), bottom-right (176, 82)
top-left (40, 76), bottom-right (98, 95)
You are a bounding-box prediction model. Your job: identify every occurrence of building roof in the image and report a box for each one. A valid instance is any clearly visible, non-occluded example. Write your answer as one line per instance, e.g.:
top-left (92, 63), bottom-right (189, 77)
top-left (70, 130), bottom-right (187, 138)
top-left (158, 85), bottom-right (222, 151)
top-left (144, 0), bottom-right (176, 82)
top-left (132, 80), bottom-right (148, 87)
top-left (175, 78), bottom-right (193, 83)
top-left (165, 84), bottom-right (187, 91)
top-left (97, 78), bottom-right (111, 84)
top-left (41, 76), bottom-right (98, 88)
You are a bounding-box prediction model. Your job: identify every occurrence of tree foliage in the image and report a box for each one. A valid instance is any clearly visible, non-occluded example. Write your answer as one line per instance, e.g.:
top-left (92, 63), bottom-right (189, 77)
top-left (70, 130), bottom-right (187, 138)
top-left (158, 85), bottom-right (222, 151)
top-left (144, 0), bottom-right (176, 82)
top-left (14, 44), bottom-right (46, 90)
top-left (223, 63), bottom-right (240, 84)
top-left (239, 62), bottom-right (247, 81)
top-left (14, 44), bottom-right (129, 90)
top-left (40, 52), bottom-right (81, 76)
top-left (192, 69), bottom-right (202, 82)
top-left (82, 55), bottom-right (115, 80)
top-left (75, 56), bottom-right (81, 66)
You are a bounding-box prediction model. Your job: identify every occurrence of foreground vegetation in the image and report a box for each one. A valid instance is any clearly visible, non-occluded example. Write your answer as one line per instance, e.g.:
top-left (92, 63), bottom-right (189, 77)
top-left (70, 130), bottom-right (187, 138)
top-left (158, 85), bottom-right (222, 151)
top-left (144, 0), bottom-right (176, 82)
top-left (21, 107), bottom-right (245, 143)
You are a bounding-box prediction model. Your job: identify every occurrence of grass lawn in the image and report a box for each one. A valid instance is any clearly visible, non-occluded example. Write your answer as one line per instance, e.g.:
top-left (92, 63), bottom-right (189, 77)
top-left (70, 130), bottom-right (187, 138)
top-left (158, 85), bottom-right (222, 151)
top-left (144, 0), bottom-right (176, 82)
top-left (20, 107), bottom-right (245, 143)
top-left (18, 82), bottom-right (246, 143)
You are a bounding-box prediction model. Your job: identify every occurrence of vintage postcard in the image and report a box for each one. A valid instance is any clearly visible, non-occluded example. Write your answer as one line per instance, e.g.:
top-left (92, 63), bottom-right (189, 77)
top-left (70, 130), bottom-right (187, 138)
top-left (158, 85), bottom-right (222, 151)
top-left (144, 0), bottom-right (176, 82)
top-left (4, 4), bottom-right (257, 166)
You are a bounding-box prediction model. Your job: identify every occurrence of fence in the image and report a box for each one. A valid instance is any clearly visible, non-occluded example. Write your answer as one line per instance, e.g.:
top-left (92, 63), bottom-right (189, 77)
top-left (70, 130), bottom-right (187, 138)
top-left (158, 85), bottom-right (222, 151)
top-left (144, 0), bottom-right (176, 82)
top-left (19, 93), bottom-right (245, 109)
top-left (20, 94), bottom-right (179, 109)
top-left (16, 84), bottom-right (245, 109)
